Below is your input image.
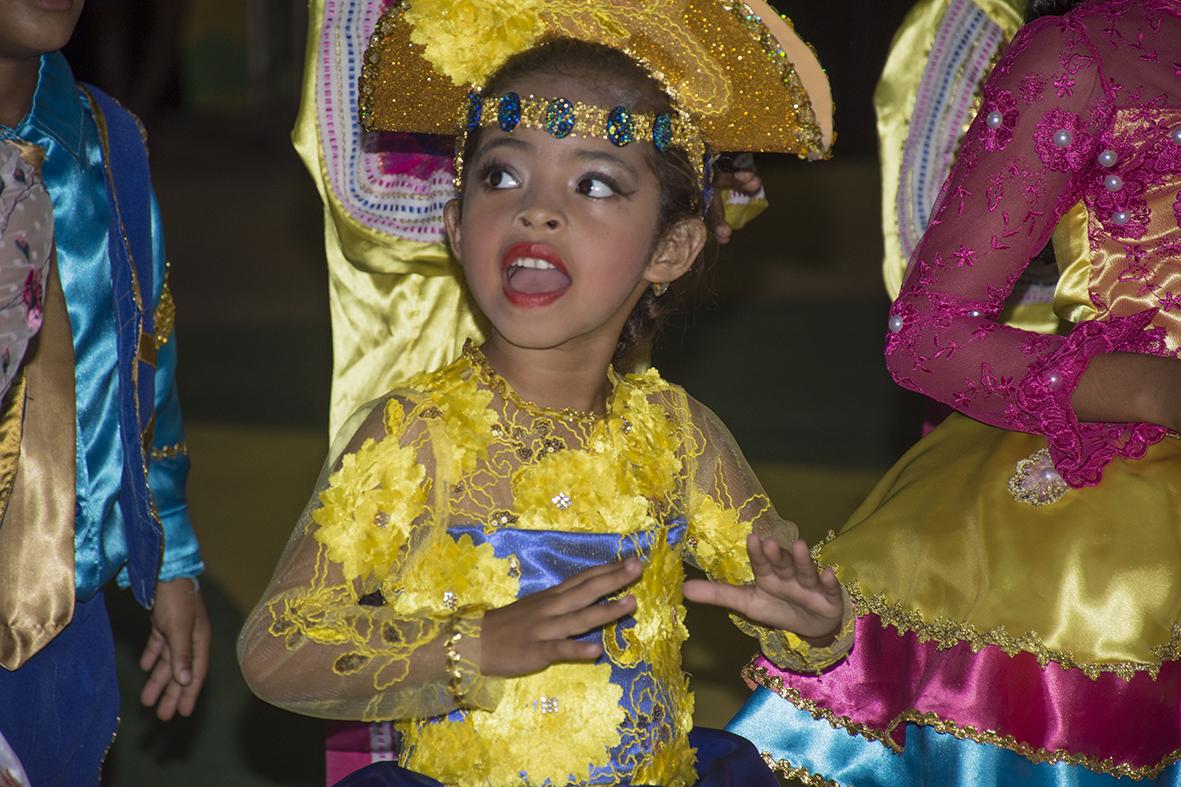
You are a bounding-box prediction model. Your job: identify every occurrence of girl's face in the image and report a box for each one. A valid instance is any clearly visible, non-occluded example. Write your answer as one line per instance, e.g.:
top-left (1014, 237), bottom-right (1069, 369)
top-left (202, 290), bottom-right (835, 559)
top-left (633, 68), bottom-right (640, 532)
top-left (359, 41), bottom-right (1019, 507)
top-left (444, 74), bottom-right (700, 356)
top-left (0, 0), bottom-right (83, 62)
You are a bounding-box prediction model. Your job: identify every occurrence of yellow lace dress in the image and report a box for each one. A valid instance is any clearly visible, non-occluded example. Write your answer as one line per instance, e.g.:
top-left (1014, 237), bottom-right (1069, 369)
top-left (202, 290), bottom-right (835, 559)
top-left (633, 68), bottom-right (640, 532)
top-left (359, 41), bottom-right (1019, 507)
top-left (238, 345), bottom-right (852, 786)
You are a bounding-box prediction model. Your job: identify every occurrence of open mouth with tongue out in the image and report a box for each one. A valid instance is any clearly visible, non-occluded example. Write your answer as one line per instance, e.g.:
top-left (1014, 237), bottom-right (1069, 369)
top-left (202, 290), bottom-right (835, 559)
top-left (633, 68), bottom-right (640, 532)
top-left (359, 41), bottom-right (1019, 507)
top-left (501, 242), bottom-right (573, 307)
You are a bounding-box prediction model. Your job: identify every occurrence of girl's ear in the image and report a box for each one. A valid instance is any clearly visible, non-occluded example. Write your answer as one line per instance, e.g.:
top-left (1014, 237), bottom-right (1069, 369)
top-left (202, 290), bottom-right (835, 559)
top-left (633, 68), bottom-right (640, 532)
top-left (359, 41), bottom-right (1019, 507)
top-left (645, 217), bottom-right (707, 286)
top-left (443, 198), bottom-right (463, 261)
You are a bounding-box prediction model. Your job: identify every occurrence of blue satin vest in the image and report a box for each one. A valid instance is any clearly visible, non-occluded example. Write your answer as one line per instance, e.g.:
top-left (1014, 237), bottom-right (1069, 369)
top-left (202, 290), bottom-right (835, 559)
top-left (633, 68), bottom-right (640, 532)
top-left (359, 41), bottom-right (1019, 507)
top-left (81, 86), bottom-right (162, 609)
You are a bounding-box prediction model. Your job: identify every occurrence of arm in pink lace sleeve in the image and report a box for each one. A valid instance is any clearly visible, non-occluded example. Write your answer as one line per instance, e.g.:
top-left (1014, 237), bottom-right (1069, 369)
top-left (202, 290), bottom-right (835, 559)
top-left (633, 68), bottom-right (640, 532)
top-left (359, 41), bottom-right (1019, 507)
top-left (885, 14), bottom-right (1168, 487)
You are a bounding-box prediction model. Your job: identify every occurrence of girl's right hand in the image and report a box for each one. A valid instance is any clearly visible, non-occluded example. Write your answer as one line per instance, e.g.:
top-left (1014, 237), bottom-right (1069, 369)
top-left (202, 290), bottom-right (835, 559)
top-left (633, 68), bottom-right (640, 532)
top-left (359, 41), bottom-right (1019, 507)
top-left (479, 559), bottom-right (641, 678)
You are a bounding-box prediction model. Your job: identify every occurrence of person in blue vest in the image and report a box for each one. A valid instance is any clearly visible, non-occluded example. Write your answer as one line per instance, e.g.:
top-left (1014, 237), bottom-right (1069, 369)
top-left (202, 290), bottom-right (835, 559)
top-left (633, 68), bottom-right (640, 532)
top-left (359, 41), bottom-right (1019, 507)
top-left (0, 3), bottom-right (210, 785)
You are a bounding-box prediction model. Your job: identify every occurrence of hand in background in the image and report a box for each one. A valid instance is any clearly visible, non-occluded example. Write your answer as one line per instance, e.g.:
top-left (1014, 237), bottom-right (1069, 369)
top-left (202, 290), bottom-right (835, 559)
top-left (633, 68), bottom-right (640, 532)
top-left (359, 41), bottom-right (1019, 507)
top-left (709, 153), bottom-right (764, 244)
top-left (683, 534), bottom-right (843, 643)
top-left (139, 577), bottom-right (212, 720)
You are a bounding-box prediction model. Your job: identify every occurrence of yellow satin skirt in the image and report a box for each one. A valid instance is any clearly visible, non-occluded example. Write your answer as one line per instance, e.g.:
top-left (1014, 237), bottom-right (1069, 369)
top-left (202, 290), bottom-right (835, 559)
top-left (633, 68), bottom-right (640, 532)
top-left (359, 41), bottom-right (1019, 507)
top-left (821, 413), bottom-right (1181, 677)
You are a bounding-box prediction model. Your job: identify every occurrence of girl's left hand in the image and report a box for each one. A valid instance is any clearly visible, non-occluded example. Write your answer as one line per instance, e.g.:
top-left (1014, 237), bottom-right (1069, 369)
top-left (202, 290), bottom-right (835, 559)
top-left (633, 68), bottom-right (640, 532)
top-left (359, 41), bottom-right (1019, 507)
top-left (683, 534), bottom-right (843, 642)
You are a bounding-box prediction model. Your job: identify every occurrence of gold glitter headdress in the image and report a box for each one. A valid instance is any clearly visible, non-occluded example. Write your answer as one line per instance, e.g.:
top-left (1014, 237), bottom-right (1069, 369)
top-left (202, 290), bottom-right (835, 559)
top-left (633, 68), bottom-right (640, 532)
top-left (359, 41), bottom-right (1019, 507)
top-left (358, 0), bottom-right (834, 162)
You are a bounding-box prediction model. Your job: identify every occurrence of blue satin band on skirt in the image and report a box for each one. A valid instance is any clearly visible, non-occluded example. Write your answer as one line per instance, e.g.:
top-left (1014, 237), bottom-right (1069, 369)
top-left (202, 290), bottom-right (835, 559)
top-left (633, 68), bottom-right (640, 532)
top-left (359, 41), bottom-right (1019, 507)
top-left (726, 687), bottom-right (1181, 786)
top-left (333, 728), bottom-right (777, 787)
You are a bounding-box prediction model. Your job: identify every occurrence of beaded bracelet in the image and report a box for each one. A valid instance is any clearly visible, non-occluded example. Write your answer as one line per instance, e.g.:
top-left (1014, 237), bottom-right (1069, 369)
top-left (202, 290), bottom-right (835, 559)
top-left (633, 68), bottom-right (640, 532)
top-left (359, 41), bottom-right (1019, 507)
top-left (444, 620), bottom-right (467, 706)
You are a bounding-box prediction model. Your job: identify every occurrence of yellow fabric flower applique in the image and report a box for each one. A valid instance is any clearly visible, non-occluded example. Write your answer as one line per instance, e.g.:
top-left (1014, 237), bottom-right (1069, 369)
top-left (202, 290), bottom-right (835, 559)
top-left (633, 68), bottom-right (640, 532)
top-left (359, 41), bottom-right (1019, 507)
top-left (608, 371), bottom-right (682, 506)
top-left (688, 495), bottom-right (755, 584)
top-left (388, 531), bottom-right (519, 615)
top-left (312, 400), bottom-right (429, 582)
top-left (512, 373), bottom-right (681, 534)
top-left (406, 662), bottom-right (624, 785)
top-left (403, 0), bottom-right (546, 87)
top-left (512, 444), bottom-right (656, 534)
top-left (604, 537), bottom-right (688, 669)
top-left (412, 360), bottom-right (498, 480)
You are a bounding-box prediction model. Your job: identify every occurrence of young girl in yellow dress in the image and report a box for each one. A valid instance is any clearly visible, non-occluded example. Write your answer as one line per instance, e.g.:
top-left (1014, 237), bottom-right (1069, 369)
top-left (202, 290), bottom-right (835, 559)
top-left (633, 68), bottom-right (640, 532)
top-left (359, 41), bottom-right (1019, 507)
top-left (237, 1), bottom-right (851, 784)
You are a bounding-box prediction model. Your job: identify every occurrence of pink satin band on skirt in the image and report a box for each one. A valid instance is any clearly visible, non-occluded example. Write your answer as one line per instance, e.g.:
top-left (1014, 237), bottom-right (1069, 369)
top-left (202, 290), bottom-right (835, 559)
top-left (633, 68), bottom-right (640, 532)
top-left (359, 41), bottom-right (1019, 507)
top-left (749, 613), bottom-right (1181, 771)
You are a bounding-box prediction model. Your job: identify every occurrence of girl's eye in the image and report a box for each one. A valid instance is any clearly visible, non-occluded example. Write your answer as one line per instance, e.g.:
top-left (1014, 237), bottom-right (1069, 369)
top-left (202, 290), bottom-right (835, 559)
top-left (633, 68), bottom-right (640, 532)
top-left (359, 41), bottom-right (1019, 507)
top-left (576, 176), bottom-right (616, 198)
top-left (485, 169), bottom-right (520, 189)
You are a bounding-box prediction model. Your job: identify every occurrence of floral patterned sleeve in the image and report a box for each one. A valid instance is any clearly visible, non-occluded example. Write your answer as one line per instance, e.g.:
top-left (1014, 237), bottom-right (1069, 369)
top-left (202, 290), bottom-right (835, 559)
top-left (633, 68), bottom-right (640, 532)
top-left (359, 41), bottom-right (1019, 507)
top-left (886, 12), bottom-right (1170, 488)
top-left (237, 395), bottom-right (503, 721)
top-left (681, 395), bottom-right (854, 674)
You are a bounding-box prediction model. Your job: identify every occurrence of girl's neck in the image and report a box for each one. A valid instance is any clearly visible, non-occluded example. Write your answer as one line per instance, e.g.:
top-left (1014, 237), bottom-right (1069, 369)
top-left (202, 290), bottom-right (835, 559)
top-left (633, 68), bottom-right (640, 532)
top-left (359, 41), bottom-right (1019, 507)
top-left (479, 334), bottom-right (616, 415)
top-left (0, 55), bottom-right (39, 129)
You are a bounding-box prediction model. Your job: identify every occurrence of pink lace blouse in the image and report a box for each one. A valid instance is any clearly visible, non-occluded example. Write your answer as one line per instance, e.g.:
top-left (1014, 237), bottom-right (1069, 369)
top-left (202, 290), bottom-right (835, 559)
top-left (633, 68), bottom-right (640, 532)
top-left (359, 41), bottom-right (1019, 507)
top-left (886, 0), bottom-right (1181, 487)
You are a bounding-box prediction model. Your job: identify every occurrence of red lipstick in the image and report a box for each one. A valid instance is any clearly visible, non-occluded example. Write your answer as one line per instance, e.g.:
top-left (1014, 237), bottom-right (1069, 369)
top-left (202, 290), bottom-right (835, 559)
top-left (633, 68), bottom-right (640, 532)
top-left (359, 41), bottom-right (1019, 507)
top-left (501, 242), bottom-right (572, 307)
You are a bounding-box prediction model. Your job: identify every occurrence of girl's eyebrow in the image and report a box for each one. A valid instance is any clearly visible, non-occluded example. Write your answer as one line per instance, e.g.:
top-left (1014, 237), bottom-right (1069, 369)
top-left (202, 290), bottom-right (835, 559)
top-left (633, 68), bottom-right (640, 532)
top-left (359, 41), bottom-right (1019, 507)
top-left (573, 149), bottom-right (639, 179)
top-left (476, 136), bottom-right (534, 157)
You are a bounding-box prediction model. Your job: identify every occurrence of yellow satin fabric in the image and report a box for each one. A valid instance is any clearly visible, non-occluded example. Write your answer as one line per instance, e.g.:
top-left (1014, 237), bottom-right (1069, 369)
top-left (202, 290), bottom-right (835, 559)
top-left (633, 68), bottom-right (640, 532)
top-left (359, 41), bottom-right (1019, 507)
top-left (291, 35), bottom-right (485, 438)
top-left (1051, 201), bottom-right (1096, 325)
top-left (878, 0), bottom-right (1064, 337)
top-left (877, 0), bottom-right (957, 299)
top-left (0, 261), bottom-right (78, 670)
top-left (877, 0), bottom-right (1024, 299)
top-left (1054, 111), bottom-right (1181, 349)
top-left (824, 413), bottom-right (1181, 670)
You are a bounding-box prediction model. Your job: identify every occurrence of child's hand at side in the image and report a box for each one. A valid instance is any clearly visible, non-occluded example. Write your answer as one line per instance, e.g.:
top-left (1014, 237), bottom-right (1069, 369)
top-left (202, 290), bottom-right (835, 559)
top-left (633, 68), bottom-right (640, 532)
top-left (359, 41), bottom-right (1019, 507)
top-left (479, 559), bottom-right (642, 678)
top-left (683, 535), bottom-right (843, 643)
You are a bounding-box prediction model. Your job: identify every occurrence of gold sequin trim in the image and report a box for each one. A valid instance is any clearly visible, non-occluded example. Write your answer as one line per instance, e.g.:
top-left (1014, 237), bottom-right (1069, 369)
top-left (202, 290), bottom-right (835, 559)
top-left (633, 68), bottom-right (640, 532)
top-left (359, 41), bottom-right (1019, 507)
top-left (835, 578), bottom-right (1178, 681)
top-left (153, 263), bottom-right (176, 349)
top-left (150, 442), bottom-right (188, 461)
top-left (724, 2), bottom-right (826, 159)
top-left (760, 752), bottom-right (843, 787)
top-left (744, 663), bottom-right (1181, 781)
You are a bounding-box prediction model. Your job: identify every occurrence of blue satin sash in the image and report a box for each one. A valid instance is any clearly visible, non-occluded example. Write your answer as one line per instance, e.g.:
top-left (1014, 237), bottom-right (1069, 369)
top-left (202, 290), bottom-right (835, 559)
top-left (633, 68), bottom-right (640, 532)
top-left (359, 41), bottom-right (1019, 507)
top-left (727, 687), bottom-right (1181, 786)
top-left (445, 521), bottom-right (688, 783)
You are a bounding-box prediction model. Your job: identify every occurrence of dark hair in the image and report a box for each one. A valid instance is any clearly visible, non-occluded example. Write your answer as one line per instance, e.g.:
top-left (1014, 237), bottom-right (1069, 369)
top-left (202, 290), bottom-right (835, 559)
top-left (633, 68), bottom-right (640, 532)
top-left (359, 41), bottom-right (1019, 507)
top-left (457, 38), bottom-right (709, 369)
top-left (1024, 0), bottom-right (1088, 21)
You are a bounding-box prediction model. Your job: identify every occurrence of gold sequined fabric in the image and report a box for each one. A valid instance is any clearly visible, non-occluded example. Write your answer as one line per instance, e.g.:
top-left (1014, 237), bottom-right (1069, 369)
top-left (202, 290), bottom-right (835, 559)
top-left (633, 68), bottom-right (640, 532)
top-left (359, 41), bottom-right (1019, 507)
top-left (358, 0), bottom-right (834, 159)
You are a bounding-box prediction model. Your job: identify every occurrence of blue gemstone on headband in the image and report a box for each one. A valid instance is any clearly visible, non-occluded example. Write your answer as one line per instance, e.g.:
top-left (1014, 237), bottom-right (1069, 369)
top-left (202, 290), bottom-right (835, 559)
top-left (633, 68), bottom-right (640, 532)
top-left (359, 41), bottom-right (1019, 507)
top-left (653, 113), bottom-right (673, 152)
top-left (606, 106), bottom-right (635, 146)
top-left (497, 92), bottom-right (521, 132)
top-left (545, 97), bottom-right (576, 139)
top-left (465, 92), bottom-right (483, 132)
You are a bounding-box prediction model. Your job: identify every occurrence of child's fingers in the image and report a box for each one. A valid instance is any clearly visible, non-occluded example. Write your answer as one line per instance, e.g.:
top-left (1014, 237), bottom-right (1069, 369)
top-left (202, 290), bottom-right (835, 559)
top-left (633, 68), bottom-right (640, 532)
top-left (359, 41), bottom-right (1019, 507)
top-left (155, 679), bottom-right (184, 722)
top-left (556, 559), bottom-right (636, 596)
top-left (553, 595), bottom-right (635, 639)
top-left (789, 540), bottom-right (820, 588)
top-left (819, 566), bottom-right (842, 598)
top-left (543, 638), bottom-right (602, 664)
top-left (551, 560), bottom-right (641, 615)
top-left (747, 533), bottom-right (778, 579)
top-left (140, 653), bottom-right (174, 708)
top-left (139, 628), bottom-right (166, 672)
top-left (683, 578), bottom-right (751, 617)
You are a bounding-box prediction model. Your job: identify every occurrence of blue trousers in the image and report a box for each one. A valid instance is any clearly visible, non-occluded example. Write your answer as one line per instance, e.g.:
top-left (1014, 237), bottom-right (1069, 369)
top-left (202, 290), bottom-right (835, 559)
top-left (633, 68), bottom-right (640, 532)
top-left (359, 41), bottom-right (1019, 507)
top-left (0, 594), bottom-right (120, 786)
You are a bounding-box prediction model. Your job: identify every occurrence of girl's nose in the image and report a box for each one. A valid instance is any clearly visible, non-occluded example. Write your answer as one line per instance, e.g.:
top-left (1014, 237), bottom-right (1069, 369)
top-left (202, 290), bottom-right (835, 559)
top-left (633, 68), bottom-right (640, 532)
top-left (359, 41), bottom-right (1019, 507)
top-left (516, 206), bottom-right (562, 231)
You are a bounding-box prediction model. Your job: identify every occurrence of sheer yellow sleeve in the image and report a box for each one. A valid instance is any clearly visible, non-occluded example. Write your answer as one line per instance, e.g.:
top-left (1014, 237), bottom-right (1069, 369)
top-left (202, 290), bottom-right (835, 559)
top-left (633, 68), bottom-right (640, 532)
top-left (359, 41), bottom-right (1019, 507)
top-left (682, 395), bottom-right (854, 674)
top-left (237, 394), bottom-right (503, 721)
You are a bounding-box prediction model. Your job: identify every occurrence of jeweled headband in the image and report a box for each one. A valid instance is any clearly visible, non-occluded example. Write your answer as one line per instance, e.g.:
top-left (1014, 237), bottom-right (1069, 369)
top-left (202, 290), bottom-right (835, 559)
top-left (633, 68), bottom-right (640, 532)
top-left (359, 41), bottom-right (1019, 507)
top-left (357, 0), bottom-right (834, 166)
top-left (454, 91), bottom-right (708, 191)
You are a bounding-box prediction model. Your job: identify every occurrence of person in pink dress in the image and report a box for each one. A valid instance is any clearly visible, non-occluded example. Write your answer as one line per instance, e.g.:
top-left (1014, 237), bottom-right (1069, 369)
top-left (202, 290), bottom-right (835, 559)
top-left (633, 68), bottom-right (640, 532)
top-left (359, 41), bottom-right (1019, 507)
top-left (728, 1), bottom-right (1181, 784)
